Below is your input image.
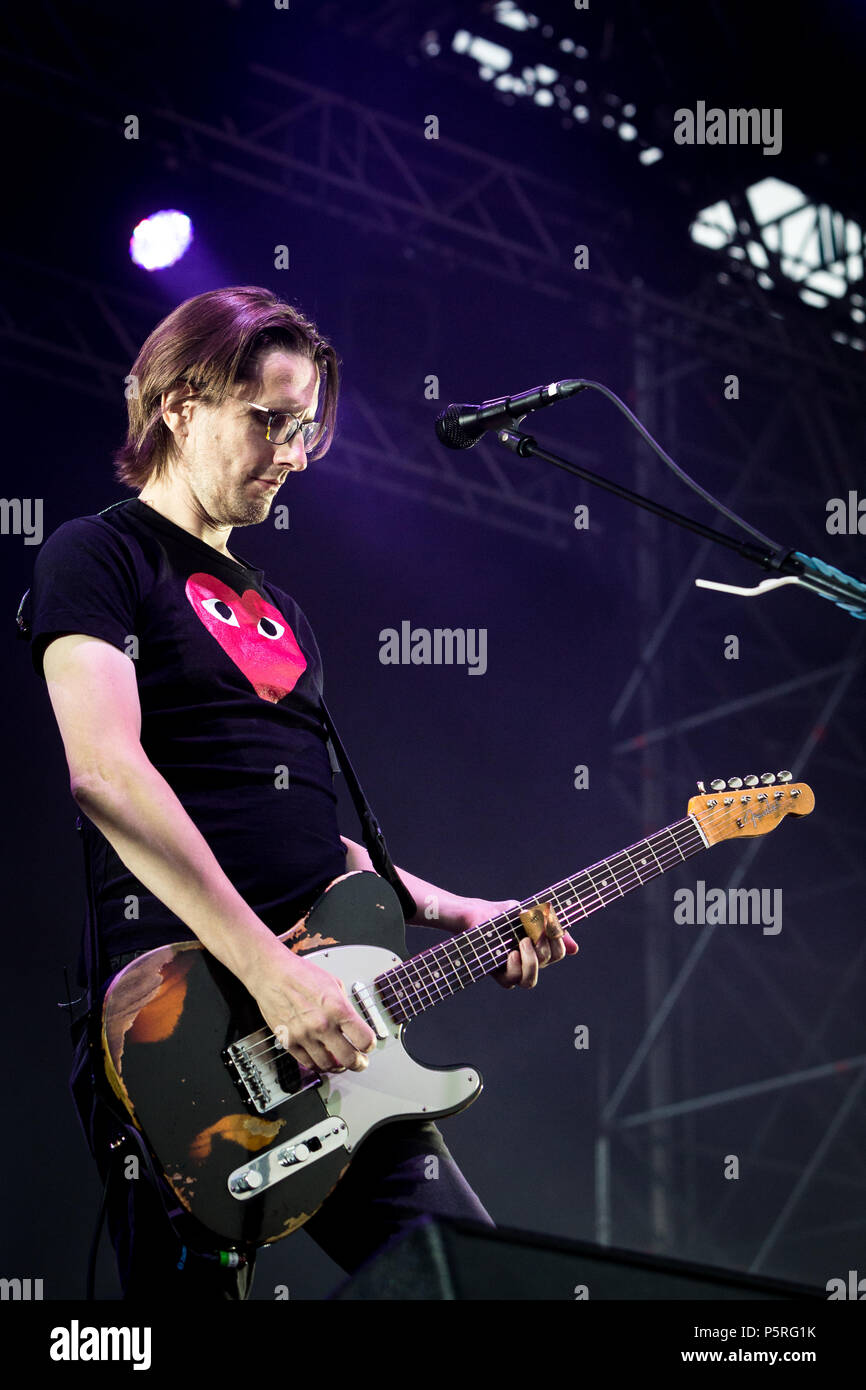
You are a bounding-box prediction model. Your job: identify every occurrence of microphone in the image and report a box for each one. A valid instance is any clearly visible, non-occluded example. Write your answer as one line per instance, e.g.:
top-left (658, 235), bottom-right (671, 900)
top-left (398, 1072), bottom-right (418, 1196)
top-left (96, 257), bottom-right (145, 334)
top-left (434, 379), bottom-right (586, 450)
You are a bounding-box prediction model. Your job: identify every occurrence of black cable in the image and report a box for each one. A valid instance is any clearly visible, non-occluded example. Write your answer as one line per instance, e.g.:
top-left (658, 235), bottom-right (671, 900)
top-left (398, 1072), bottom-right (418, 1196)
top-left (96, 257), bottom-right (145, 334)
top-left (85, 1153), bottom-right (113, 1300)
top-left (571, 378), bottom-right (784, 554)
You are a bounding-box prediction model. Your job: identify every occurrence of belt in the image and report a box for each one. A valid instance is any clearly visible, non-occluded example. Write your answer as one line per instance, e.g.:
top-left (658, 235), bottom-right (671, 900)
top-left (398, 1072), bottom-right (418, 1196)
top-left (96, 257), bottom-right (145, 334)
top-left (106, 948), bottom-right (152, 978)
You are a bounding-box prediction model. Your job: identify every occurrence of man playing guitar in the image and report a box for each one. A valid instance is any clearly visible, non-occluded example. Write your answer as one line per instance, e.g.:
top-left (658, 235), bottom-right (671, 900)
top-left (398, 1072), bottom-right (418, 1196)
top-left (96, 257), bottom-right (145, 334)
top-left (27, 285), bottom-right (575, 1299)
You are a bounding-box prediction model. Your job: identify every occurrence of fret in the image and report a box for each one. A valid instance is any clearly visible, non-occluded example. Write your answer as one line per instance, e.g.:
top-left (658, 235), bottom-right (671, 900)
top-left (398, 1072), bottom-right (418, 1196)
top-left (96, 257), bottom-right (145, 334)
top-left (619, 848), bottom-right (643, 885)
top-left (385, 966), bottom-right (420, 1021)
top-left (578, 865), bottom-right (611, 912)
top-left (403, 954), bottom-right (438, 1010)
top-left (653, 826), bottom-right (683, 865)
top-left (423, 944), bottom-right (455, 1001)
top-left (658, 824), bottom-right (688, 864)
top-left (441, 937), bottom-right (476, 990)
top-left (621, 842), bottom-right (661, 886)
top-left (480, 922), bottom-right (516, 973)
top-left (555, 884), bottom-right (587, 921)
top-left (680, 823), bottom-right (705, 857)
top-left (462, 927), bottom-right (492, 979)
top-left (547, 887), bottom-right (569, 920)
top-left (586, 860), bottom-right (625, 902)
top-left (607, 850), bottom-right (641, 891)
top-left (644, 835), bottom-right (665, 875)
top-left (403, 944), bottom-right (453, 1014)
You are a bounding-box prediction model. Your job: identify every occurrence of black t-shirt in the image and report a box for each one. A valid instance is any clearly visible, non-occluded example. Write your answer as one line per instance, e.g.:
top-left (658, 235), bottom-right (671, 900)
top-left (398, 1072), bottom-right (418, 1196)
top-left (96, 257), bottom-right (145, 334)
top-left (26, 497), bottom-right (348, 960)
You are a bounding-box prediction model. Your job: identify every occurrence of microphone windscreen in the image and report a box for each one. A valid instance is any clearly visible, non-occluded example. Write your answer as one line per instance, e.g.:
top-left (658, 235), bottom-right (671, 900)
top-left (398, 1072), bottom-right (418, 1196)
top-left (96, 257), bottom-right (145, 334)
top-left (434, 405), bottom-right (482, 450)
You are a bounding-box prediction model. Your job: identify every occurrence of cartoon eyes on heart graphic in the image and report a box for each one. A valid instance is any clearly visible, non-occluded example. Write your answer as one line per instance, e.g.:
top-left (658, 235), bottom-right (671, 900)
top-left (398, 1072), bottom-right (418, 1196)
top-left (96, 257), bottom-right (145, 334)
top-left (185, 573), bottom-right (307, 704)
top-left (199, 595), bottom-right (286, 641)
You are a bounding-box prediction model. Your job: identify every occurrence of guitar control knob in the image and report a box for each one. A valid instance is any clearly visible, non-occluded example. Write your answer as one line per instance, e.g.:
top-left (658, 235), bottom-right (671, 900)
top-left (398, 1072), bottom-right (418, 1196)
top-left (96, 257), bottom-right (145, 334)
top-left (279, 1143), bottom-right (311, 1167)
top-left (727, 777), bottom-right (743, 789)
top-left (743, 775), bottom-right (759, 787)
top-left (231, 1169), bottom-right (264, 1193)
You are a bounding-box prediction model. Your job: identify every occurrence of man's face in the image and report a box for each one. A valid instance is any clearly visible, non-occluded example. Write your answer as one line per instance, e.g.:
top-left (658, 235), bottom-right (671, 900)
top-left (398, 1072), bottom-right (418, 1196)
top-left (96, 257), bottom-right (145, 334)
top-left (169, 347), bottom-right (320, 528)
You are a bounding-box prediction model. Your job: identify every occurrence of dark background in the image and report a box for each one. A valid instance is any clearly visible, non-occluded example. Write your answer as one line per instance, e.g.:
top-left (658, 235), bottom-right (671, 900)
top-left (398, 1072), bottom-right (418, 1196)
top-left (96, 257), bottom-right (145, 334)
top-left (1, 0), bottom-right (864, 1299)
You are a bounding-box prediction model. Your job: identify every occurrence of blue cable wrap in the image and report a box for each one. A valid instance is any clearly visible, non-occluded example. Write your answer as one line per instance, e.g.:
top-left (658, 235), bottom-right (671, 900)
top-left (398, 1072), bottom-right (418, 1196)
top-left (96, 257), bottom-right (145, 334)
top-left (793, 552), bottom-right (866, 620)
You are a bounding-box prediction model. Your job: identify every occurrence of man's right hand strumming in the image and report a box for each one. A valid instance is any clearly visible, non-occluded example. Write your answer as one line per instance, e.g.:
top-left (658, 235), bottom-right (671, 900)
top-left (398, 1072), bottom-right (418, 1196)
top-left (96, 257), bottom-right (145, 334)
top-left (241, 941), bottom-right (377, 1076)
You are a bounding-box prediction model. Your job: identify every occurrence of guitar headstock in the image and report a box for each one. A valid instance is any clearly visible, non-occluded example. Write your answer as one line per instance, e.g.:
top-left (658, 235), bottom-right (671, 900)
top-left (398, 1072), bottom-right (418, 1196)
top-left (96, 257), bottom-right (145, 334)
top-left (687, 772), bottom-right (814, 845)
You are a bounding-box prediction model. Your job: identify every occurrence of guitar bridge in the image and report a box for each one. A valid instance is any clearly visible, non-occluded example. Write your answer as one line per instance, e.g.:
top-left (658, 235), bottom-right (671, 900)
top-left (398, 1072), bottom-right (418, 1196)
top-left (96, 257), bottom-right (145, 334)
top-left (224, 1028), bottom-right (320, 1115)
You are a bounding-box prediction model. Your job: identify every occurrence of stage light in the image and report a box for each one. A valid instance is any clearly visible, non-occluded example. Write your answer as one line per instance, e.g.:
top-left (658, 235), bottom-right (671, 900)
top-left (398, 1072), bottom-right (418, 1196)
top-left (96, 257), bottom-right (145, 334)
top-left (129, 210), bottom-right (193, 270)
top-left (449, 14), bottom-right (648, 165)
top-left (805, 270), bottom-right (848, 298)
top-left (746, 240), bottom-right (769, 268)
top-left (452, 30), bottom-right (512, 72)
top-left (692, 177), bottom-right (865, 326)
top-left (639, 147), bottom-right (663, 166)
top-left (493, 2), bottom-right (536, 32)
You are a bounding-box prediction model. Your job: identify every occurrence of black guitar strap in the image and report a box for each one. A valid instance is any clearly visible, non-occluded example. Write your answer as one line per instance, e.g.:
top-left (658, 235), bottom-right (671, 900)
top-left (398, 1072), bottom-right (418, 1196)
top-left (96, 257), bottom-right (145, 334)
top-left (317, 695), bottom-right (417, 922)
top-left (258, 578), bottom-right (416, 922)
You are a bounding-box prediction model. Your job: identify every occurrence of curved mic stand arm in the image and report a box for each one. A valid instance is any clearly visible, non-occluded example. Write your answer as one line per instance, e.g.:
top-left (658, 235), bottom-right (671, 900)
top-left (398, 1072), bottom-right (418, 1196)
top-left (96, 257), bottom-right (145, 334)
top-left (492, 377), bottom-right (866, 623)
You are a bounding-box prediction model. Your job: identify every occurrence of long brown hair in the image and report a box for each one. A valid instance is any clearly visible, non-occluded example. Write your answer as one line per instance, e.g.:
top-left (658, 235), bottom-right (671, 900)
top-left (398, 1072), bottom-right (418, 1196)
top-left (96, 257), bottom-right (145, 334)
top-left (114, 285), bottom-right (340, 489)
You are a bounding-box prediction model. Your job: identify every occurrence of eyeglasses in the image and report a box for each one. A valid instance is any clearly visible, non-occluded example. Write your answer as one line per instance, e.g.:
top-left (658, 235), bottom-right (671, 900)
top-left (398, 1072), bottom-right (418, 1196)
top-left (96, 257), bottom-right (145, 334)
top-left (239, 398), bottom-right (321, 449)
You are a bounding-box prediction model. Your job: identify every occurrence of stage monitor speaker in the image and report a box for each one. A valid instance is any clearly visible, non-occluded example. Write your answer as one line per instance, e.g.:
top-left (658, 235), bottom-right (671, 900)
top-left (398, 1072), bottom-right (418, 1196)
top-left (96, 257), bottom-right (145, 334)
top-left (329, 1215), bottom-right (826, 1300)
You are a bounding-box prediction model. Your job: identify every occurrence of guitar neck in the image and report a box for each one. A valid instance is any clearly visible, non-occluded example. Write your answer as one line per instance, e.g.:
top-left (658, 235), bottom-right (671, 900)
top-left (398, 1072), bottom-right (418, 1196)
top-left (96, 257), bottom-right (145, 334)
top-left (375, 815), bottom-right (707, 1024)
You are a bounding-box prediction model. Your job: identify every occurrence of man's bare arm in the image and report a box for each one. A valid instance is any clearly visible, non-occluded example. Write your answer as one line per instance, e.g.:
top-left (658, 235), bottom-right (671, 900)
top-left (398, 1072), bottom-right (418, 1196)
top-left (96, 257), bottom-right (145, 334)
top-left (340, 836), bottom-right (578, 987)
top-left (341, 835), bottom-right (490, 930)
top-left (43, 633), bottom-right (376, 1073)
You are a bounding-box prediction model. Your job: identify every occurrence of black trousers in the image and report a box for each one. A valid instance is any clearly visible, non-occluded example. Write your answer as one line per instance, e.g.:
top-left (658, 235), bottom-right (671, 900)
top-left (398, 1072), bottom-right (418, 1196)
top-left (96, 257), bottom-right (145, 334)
top-left (70, 1009), bottom-right (495, 1300)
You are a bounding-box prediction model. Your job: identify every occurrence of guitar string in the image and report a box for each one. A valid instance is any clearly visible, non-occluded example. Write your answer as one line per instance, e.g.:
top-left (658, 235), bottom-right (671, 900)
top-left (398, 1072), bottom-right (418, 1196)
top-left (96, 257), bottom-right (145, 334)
top-left (374, 794), bottom-right (799, 1017)
top-left (374, 820), bottom-right (709, 1018)
top-left (243, 820), bottom-right (705, 1067)
top-left (241, 794), bottom-right (798, 1080)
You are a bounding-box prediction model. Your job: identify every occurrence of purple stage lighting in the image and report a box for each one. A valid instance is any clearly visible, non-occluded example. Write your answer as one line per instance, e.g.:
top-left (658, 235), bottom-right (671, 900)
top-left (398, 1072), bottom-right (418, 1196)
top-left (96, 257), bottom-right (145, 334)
top-left (129, 210), bottom-right (194, 270)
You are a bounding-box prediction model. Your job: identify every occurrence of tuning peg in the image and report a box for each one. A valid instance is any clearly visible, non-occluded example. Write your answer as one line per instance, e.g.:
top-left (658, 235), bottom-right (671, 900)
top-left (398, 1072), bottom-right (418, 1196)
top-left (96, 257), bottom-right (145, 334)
top-left (743, 775), bottom-right (759, 787)
top-left (776, 770), bottom-right (793, 783)
top-left (760, 773), bottom-right (775, 785)
top-left (727, 777), bottom-right (743, 789)
top-left (696, 780), bottom-right (706, 794)
top-left (710, 779), bottom-right (726, 792)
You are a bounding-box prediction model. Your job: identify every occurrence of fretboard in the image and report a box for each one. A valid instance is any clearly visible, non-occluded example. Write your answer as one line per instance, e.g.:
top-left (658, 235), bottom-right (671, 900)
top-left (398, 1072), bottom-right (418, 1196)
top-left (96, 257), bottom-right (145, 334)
top-left (374, 815), bottom-right (706, 1025)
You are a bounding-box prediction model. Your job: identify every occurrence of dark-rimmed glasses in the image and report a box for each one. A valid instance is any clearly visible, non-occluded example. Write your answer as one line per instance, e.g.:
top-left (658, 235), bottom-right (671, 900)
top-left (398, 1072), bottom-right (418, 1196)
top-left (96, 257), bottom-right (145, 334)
top-left (239, 398), bottom-right (321, 449)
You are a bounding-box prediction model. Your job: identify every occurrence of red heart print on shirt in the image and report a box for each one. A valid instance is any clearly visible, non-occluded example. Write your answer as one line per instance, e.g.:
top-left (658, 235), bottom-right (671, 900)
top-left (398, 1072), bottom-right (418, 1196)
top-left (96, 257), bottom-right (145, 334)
top-left (185, 572), bottom-right (307, 703)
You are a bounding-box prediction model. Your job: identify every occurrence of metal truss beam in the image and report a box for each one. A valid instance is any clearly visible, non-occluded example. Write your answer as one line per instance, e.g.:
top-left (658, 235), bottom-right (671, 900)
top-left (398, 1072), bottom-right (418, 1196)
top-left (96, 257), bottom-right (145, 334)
top-left (4, 46), bottom-right (866, 402)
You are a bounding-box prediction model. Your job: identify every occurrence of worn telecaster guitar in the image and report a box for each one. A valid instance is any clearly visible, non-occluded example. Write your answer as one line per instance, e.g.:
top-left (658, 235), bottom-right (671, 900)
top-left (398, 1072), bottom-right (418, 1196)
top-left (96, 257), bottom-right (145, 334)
top-left (102, 774), bottom-right (813, 1248)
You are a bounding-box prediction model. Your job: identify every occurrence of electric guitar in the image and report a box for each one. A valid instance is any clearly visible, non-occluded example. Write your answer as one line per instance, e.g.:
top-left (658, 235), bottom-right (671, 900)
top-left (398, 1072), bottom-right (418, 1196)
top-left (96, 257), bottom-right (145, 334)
top-left (102, 774), bottom-right (814, 1248)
